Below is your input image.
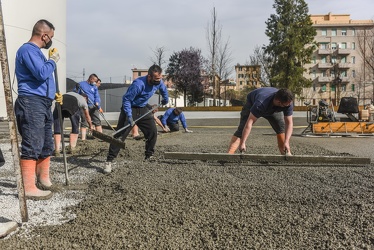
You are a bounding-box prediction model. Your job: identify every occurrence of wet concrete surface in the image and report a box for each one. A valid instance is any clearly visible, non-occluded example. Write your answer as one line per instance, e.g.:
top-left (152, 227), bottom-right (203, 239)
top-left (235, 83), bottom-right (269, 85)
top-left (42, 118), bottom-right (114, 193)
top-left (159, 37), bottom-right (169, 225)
top-left (0, 117), bottom-right (373, 249)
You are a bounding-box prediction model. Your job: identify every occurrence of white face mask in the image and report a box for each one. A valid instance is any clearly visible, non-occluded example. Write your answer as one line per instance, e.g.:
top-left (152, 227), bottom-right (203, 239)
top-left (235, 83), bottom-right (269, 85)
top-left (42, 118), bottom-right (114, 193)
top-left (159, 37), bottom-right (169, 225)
top-left (91, 81), bottom-right (97, 85)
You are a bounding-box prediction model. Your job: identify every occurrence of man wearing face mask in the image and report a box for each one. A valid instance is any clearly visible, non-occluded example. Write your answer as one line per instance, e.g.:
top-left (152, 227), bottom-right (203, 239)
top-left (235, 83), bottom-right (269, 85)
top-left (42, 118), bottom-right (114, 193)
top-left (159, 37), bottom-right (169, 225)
top-left (14, 19), bottom-right (61, 200)
top-left (104, 64), bottom-right (169, 173)
top-left (76, 73), bottom-right (103, 133)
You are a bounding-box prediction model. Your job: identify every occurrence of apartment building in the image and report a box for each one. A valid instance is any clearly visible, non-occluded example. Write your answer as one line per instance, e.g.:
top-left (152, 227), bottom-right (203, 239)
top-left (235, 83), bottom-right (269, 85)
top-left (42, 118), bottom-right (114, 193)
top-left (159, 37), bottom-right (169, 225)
top-left (234, 64), bottom-right (262, 91)
top-left (303, 13), bottom-right (374, 106)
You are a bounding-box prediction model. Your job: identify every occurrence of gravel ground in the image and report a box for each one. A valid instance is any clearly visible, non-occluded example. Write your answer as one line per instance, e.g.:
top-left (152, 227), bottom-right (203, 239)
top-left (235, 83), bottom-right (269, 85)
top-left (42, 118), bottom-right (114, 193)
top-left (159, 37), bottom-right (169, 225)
top-left (0, 118), bottom-right (373, 249)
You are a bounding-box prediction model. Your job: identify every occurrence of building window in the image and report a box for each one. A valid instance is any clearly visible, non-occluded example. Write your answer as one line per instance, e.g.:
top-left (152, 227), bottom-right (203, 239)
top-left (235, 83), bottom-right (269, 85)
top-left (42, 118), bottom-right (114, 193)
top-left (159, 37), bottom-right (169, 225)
top-left (321, 56), bottom-right (327, 63)
top-left (321, 29), bottom-right (327, 36)
top-left (340, 42), bottom-right (347, 49)
top-left (331, 56), bottom-right (337, 64)
top-left (341, 56), bottom-right (346, 63)
top-left (342, 84), bottom-right (346, 91)
top-left (137, 72), bottom-right (141, 77)
top-left (341, 28), bottom-right (347, 36)
top-left (313, 56), bottom-right (316, 64)
top-left (313, 84), bottom-right (316, 91)
top-left (331, 29), bottom-right (337, 36)
top-left (322, 70), bottom-right (327, 77)
top-left (252, 81), bottom-right (256, 86)
top-left (320, 43), bottom-right (327, 49)
top-left (351, 84), bottom-right (355, 91)
top-left (352, 70), bottom-right (356, 78)
top-left (312, 70), bottom-right (316, 78)
top-left (240, 81), bottom-right (243, 85)
top-left (331, 42), bottom-right (337, 50)
top-left (331, 70), bottom-right (335, 78)
top-left (351, 56), bottom-right (355, 64)
top-left (351, 28), bottom-right (355, 36)
top-left (352, 42), bottom-right (355, 49)
top-left (341, 71), bottom-right (347, 77)
top-left (322, 84), bottom-right (326, 92)
top-left (331, 85), bottom-right (336, 92)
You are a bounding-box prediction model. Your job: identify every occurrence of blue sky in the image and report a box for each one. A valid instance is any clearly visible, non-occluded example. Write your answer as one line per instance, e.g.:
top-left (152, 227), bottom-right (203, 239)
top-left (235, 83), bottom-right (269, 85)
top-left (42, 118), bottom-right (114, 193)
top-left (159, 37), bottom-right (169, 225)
top-left (66, 0), bottom-right (374, 83)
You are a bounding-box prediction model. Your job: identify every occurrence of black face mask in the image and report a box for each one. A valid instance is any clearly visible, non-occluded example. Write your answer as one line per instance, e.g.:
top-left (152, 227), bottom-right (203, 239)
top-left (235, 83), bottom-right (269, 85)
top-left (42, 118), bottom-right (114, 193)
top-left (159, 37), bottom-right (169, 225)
top-left (151, 80), bottom-right (161, 86)
top-left (43, 35), bottom-right (52, 49)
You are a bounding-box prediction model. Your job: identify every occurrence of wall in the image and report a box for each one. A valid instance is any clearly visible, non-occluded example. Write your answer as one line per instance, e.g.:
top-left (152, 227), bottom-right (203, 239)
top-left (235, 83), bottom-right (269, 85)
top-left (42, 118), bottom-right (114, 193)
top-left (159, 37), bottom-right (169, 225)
top-left (0, 0), bottom-right (66, 119)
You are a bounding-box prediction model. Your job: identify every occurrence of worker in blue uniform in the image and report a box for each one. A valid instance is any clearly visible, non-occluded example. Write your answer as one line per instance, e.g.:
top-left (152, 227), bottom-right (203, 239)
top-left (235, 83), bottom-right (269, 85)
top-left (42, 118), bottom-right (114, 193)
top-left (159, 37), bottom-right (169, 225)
top-left (14, 19), bottom-right (61, 200)
top-left (228, 88), bottom-right (294, 155)
top-left (104, 65), bottom-right (169, 173)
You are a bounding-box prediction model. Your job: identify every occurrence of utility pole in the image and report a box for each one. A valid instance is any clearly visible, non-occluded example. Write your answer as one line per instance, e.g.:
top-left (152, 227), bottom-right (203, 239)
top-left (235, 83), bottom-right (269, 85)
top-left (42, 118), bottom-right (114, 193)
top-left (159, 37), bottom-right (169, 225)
top-left (0, 0), bottom-right (28, 222)
top-left (363, 28), bottom-right (366, 106)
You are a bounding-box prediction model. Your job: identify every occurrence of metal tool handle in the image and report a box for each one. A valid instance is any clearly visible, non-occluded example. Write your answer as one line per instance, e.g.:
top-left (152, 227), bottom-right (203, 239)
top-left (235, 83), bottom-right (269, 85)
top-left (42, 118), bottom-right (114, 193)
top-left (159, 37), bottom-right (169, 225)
top-left (112, 104), bottom-right (161, 138)
top-left (54, 63), bottom-right (69, 186)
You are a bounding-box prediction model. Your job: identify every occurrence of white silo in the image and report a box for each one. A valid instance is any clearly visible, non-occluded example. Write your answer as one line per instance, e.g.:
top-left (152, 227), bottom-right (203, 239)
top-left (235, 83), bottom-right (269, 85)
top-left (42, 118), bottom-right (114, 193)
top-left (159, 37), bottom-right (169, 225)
top-left (0, 0), bottom-right (66, 119)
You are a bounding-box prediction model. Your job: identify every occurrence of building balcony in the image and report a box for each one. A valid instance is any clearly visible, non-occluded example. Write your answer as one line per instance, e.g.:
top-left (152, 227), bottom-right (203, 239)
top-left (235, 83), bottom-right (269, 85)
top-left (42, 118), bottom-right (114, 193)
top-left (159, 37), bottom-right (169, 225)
top-left (337, 48), bottom-right (351, 54)
top-left (317, 49), bottom-right (332, 55)
top-left (341, 77), bottom-right (349, 82)
top-left (318, 76), bottom-right (332, 82)
top-left (317, 63), bottom-right (333, 69)
top-left (338, 63), bottom-right (351, 69)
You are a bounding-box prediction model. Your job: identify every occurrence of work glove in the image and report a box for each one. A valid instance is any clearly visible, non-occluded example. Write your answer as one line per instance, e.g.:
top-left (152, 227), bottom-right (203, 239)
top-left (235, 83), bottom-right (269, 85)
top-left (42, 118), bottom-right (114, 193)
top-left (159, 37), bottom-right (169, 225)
top-left (161, 99), bottom-right (168, 106)
top-left (49, 48), bottom-right (60, 63)
top-left (163, 125), bottom-right (170, 132)
top-left (55, 92), bottom-right (63, 105)
top-left (185, 128), bottom-right (193, 133)
top-left (128, 117), bottom-right (136, 127)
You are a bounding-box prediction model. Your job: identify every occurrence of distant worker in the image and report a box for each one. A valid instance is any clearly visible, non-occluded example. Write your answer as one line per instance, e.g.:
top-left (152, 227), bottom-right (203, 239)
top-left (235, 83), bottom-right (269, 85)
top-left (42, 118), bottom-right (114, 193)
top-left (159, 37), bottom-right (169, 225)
top-left (159, 107), bottom-right (193, 133)
top-left (95, 78), bottom-right (102, 88)
top-left (228, 88), bottom-right (294, 155)
top-left (76, 74), bottom-right (103, 133)
top-left (53, 92), bottom-right (95, 156)
top-left (104, 65), bottom-right (169, 173)
top-left (14, 19), bottom-right (61, 200)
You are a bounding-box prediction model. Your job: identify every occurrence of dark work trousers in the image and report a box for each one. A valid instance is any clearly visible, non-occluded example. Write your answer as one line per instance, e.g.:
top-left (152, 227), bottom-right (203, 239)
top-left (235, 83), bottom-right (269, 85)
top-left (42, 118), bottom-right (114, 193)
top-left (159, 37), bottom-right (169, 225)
top-left (53, 108), bottom-right (81, 134)
top-left (234, 102), bottom-right (285, 138)
top-left (106, 107), bottom-right (157, 162)
top-left (14, 95), bottom-right (54, 160)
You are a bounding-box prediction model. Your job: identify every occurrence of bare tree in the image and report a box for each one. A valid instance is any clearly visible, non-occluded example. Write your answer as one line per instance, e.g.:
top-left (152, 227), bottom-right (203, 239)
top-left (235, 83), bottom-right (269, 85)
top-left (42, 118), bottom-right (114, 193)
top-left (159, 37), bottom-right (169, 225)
top-left (357, 27), bottom-right (374, 103)
top-left (206, 7), bottom-right (221, 106)
top-left (149, 46), bottom-right (167, 69)
top-left (217, 37), bottom-right (233, 80)
top-left (248, 45), bottom-right (273, 86)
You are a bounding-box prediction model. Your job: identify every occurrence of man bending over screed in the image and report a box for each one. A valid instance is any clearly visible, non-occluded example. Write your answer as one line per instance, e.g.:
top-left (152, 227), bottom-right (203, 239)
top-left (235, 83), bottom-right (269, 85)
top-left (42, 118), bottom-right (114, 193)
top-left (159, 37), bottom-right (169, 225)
top-left (228, 87), bottom-right (294, 155)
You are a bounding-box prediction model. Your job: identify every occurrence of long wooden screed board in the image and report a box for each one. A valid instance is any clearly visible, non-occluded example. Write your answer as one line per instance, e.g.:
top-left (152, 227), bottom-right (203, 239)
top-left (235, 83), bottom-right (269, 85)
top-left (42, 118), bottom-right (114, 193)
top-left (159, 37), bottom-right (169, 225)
top-left (164, 152), bottom-right (371, 165)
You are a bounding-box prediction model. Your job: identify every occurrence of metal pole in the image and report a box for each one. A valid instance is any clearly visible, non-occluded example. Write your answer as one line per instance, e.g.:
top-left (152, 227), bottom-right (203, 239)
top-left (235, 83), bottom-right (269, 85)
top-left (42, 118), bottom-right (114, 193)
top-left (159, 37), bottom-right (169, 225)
top-left (0, 0), bottom-right (28, 222)
top-left (53, 65), bottom-right (69, 186)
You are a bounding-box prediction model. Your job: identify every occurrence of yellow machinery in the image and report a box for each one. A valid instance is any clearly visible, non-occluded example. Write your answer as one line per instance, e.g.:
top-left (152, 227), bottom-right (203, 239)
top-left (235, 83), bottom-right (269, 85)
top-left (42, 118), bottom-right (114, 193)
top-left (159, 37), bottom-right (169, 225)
top-left (302, 97), bottom-right (374, 136)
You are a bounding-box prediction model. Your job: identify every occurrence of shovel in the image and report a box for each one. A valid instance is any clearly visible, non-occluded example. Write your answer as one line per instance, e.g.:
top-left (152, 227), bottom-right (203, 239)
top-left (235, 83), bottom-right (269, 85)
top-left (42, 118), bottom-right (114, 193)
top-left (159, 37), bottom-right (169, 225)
top-left (80, 123), bottom-right (125, 149)
top-left (112, 104), bottom-right (161, 138)
top-left (52, 53), bottom-right (69, 186)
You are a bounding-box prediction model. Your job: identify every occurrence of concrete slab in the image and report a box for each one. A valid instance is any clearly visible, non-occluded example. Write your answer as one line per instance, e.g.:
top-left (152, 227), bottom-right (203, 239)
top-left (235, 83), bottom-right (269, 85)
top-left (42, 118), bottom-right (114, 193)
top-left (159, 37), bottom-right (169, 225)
top-left (164, 152), bottom-right (371, 165)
